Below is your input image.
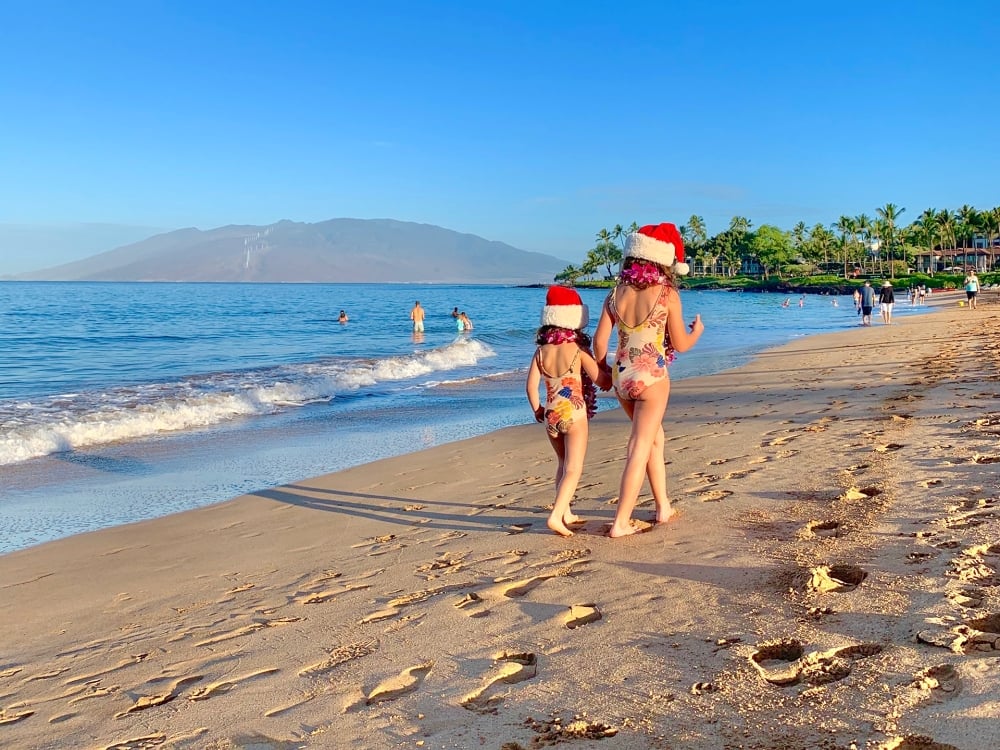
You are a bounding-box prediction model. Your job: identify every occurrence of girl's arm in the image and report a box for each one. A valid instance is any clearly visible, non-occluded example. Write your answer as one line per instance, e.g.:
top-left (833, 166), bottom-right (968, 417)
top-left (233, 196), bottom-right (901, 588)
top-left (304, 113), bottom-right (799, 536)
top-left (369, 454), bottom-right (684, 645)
top-left (593, 296), bottom-right (615, 366)
top-left (579, 349), bottom-right (611, 391)
top-left (525, 353), bottom-right (545, 421)
top-left (665, 288), bottom-right (704, 353)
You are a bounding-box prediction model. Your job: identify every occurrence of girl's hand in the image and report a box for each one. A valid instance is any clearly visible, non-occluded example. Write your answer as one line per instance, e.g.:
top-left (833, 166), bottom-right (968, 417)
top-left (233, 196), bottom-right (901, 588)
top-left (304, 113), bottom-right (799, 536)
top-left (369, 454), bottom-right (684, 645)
top-left (689, 314), bottom-right (704, 335)
top-left (533, 405), bottom-right (545, 422)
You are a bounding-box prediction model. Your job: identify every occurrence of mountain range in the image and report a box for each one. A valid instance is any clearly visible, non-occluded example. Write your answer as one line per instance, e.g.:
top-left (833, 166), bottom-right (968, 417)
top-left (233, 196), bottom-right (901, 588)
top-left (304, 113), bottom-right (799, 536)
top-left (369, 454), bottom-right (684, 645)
top-left (11, 219), bottom-right (568, 284)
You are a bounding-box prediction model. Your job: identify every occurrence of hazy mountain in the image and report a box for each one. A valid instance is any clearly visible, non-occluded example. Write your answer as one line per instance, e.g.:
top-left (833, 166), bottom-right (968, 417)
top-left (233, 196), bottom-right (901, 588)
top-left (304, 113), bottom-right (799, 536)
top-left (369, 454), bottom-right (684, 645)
top-left (12, 219), bottom-right (568, 284)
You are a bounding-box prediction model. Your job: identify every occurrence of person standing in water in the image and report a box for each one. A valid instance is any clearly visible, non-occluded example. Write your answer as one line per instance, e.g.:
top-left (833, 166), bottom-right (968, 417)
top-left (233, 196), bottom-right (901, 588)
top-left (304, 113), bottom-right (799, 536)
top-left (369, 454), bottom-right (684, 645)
top-left (410, 301), bottom-right (425, 332)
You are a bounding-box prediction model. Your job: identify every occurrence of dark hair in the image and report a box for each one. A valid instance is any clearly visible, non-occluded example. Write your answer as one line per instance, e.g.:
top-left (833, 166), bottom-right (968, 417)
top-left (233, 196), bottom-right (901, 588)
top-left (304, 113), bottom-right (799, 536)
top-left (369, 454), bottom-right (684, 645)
top-left (535, 325), bottom-right (591, 347)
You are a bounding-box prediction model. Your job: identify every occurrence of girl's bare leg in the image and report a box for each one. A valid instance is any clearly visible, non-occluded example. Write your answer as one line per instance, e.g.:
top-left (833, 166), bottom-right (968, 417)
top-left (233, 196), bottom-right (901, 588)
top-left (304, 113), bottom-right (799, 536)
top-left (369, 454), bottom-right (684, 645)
top-left (646, 423), bottom-right (674, 523)
top-left (547, 427), bottom-right (587, 536)
top-left (609, 382), bottom-right (669, 538)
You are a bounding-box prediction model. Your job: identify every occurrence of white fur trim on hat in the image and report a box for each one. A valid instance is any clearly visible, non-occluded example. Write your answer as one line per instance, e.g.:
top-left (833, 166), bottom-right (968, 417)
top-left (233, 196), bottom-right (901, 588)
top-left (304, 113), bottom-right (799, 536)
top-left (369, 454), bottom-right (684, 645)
top-left (625, 223), bottom-right (690, 276)
top-left (540, 285), bottom-right (589, 329)
top-left (541, 303), bottom-right (589, 330)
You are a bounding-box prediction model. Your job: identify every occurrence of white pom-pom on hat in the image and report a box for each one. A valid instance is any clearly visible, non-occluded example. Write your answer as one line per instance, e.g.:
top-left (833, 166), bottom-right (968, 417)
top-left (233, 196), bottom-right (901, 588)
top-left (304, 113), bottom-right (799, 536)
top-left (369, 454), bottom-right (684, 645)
top-left (540, 285), bottom-right (589, 330)
top-left (625, 223), bottom-right (689, 276)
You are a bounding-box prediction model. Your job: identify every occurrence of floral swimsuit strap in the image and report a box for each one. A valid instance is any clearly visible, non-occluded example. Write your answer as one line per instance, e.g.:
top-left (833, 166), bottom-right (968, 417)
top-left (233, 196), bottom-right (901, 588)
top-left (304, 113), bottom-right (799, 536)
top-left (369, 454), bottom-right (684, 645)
top-left (609, 284), bottom-right (668, 330)
top-left (535, 346), bottom-right (580, 379)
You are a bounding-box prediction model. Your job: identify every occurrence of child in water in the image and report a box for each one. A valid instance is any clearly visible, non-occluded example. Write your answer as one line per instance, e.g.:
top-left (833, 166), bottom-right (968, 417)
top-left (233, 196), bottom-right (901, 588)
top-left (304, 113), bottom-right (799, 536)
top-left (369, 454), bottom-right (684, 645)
top-left (594, 223), bottom-right (704, 537)
top-left (526, 286), bottom-right (611, 536)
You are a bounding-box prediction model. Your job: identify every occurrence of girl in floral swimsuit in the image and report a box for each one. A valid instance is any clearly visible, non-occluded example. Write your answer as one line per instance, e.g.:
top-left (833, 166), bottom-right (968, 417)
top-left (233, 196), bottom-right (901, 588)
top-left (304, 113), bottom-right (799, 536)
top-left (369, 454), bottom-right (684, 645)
top-left (526, 286), bottom-right (611, 537)
top-left (594, 223), bottom-right (704, 538)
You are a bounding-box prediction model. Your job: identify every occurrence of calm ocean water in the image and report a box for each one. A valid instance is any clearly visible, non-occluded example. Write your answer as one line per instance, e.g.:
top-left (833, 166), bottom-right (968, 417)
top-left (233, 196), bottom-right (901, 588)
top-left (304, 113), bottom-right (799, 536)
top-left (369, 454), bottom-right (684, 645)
top-left (0, 281), bottom-right (935, 553)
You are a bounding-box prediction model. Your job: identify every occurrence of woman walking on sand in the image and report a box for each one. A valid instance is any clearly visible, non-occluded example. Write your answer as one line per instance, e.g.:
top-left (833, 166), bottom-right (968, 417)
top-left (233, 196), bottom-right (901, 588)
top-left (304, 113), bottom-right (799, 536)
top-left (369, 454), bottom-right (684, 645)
top-left (594, 223), bottom-right (704, 538)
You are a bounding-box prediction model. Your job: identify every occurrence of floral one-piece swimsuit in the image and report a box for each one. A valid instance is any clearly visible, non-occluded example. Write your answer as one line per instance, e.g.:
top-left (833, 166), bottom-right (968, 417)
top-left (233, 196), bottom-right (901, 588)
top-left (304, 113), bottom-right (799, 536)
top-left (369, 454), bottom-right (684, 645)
top-left (537, 347), bottom-right (587, 438)
top-left (609, 285), bottom-right (675, 401)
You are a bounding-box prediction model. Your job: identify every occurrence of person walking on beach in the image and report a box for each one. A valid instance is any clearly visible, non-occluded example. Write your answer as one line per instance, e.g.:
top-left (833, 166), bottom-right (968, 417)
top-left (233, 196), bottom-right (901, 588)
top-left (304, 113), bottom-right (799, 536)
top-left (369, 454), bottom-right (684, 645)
top-left (526, 286), bottom-right (610, 536)
top-left (853, 288), bottom-right (862, 315)
top-left (410, 301), bottom-right (425, 333)
top-left (594, 223), bottom-right (704, 538)
top-left (964, 271), bottom-right (980, 309)
top-left (878, 281), bottom-right (895, 325)
top-left (859, 281), bottom-right (875, 326)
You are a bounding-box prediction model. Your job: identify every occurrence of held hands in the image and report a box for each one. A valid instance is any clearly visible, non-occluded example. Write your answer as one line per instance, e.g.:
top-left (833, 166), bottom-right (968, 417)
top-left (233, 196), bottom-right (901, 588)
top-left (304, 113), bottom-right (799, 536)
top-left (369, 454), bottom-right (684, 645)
top-left (596, 361), bottom-right (613, 391)
top-left (533, 405), bottom-right (545, 423)
top-left (689, 314), bottom-right (704, 336)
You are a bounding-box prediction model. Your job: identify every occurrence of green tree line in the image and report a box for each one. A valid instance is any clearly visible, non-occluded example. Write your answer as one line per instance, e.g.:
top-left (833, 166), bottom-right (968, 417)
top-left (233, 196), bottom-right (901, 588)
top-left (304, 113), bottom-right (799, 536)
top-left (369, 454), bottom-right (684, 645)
top-left (555, 204), bottom-right (1000, 284)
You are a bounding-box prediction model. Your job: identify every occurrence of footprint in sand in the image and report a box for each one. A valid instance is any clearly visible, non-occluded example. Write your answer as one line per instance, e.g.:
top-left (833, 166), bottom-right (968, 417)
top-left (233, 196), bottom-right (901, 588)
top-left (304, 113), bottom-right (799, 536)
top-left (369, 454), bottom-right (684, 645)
top-left (874, 442), bottom-right (905, 453)
top-left (113, 675), bottom-right (204, 718)
top-left (187, 668), bottom-right (279, 701)
top-left (957, 614), bottom-right (1000, 654)
top-left (801, 520), bottom-right (841, 539)
top-left (750, 640), bottom-right (803, 686)
top-left (0, 708), bottom-right (34, 725)
top-left (194, 617), bottom-right (301, 646)
top-left (804, 564), bottom-right (867, 593)
top-left (877, 735), bottom-right (962, 750)
top-left (946, 587), bottom-right (985, 609)
top-left (460, 652), bottom-right (536, 713)
top-left (564, 604), bottom-right (601, 629)
top-left (918, 479), bottom-right (943, 488)
top-left (454, 592), bottom-right (491, 617)
top-left (750, 640), bottom-right (881, 687)
top-left (366, 662), bottom-right (433, 705)
top-left (765, 435), bottom-right (797, 447)
top-left (298, 639), bottom-right (379, 677)
top-left (697, 489), bottom-right (733, 503)
top-left (911, 664), bottom-right (961, 698)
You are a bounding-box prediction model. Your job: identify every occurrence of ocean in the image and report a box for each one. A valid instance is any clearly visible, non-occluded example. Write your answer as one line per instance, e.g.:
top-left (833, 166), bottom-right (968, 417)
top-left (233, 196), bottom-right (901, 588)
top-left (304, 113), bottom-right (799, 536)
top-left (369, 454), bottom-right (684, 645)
top-left (0, 281), bottom-right (934, 554)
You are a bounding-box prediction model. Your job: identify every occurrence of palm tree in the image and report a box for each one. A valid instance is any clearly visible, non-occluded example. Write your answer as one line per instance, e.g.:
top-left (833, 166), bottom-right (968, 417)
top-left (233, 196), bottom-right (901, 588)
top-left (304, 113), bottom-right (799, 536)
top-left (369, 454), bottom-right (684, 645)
top-left (876, 203), bottom-right (906, 278)
top-left (855, 214), bottom-right (872, 274)
top-left (611, 224), bottom-right (626, 251)
top-left (936, 209), bottom-right (957, 255)
top-left (834, 215), bottom-right (857, 277)
top-left (729, 216), bottom-right (752, 235)
top-left (917, 208), bottom-right (939, 273)
top-left (957, 204), bottom-right (978, 251)
top-left (984, 207), bottom-right (1000, 271)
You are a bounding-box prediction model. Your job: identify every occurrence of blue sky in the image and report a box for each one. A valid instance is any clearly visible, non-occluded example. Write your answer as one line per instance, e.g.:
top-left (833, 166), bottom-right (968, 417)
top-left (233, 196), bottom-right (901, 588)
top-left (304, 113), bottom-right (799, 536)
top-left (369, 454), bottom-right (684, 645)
top-left (1, 0), bottom-right (998, 274)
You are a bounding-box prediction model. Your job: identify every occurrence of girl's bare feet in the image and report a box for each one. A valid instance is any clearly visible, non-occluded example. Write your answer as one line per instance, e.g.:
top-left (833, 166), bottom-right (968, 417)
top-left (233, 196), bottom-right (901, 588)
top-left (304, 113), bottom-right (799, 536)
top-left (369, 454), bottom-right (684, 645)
top-left (547, 517), bottom-right (575, 537)
top-left (655, 506), bottom-right (676, 525)
top-left (608, 519), bottom-right (643, 538)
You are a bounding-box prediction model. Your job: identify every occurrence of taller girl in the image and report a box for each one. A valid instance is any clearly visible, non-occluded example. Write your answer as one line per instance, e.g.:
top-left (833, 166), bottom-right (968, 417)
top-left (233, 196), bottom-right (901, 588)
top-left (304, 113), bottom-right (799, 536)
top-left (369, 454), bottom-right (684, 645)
top-left (594, 223), bottom-right (704, 538)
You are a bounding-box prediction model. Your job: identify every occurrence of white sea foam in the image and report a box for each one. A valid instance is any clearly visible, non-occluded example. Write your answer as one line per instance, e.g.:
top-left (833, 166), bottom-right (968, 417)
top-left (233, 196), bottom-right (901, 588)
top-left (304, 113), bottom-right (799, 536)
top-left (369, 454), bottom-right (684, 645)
top-left (0, 339), bottom-right (496, 466)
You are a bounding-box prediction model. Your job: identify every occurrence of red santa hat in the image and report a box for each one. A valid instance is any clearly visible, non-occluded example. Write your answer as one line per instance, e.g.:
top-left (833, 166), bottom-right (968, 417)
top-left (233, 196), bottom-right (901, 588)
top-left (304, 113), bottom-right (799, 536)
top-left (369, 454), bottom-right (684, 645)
top-left (625, 223), bottom-right (689, 276)
top-left (540, 285), bottom-right (589, 330)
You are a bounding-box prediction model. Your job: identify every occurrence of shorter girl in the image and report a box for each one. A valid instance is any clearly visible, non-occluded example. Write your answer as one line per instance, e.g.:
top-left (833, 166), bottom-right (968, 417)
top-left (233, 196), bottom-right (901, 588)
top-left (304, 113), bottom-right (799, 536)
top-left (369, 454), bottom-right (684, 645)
top-left (526, 286), bottom-right (610, 536)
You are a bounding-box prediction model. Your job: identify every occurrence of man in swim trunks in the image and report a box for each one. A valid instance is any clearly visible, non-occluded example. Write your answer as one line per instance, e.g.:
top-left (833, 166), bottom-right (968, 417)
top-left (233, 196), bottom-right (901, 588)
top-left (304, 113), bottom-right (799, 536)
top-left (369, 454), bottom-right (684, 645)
top-left (410, 301), bottom-right (425, 332)
top-left (859, 281), bottom-right (875, 326)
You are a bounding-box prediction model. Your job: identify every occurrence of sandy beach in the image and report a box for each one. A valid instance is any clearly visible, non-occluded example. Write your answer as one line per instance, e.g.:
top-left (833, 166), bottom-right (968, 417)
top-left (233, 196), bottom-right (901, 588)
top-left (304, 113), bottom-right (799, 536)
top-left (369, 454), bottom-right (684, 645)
top-left (2, 294), bottom-right (998, 750)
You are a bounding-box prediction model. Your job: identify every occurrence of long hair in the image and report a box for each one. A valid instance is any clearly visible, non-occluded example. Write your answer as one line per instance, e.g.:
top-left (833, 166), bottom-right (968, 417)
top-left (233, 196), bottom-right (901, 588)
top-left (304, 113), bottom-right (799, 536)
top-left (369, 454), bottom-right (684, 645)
top-left (535, 325), bottom-right (590, 347)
